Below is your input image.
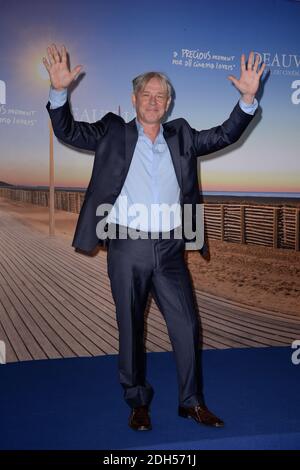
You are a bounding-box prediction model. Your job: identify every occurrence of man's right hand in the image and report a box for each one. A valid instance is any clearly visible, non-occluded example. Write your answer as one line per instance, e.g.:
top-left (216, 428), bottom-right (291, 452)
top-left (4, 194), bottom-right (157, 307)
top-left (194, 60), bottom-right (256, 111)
top-left (43, 43), bottom-right (83, 91)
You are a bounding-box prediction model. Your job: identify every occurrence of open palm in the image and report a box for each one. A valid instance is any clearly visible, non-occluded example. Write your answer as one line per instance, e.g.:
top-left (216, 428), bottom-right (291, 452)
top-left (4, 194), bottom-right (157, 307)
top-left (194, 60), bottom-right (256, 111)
top-left (42, 44), bottom-right (83, 91)
top-left (228, 51), bottom-right (266, 103)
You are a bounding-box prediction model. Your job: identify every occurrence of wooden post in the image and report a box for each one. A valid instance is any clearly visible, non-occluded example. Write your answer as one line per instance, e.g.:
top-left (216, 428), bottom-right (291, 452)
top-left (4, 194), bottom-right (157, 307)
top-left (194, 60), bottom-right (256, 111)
top-left (221, 204), bottom-right (224, 241)
top-left (296, 209), bottom-right (300, 251)
top-left (77, 192), bottom-right (81, 213)
top-left (240, 205), bottom-right (245, 244)
top-left (49, 119), bottom-right (55, 236)
top-left (273, 207), bottom-right (279, 249)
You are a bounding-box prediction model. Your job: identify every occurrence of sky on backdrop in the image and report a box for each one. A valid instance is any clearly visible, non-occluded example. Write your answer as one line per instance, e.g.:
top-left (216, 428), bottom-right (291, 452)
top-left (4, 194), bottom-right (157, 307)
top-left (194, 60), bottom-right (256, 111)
top-left (0, 0), bottom-right (299, 193)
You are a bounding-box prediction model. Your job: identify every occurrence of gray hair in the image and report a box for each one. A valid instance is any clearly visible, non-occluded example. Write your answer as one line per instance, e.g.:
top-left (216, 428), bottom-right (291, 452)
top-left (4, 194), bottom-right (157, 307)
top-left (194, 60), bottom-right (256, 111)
top-left (132, 72), bottom-right (173, 98)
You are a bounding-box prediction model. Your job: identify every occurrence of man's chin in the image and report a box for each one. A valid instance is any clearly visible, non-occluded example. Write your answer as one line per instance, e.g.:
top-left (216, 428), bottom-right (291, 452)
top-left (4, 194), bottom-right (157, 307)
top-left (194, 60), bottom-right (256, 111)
top-left (143, 114), bottom-right (163, 124)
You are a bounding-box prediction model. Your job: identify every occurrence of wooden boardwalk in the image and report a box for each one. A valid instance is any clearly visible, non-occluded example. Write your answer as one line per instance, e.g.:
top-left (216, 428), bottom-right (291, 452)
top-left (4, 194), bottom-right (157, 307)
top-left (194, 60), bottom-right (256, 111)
top-left (1, 209), bottom-right (300, 363)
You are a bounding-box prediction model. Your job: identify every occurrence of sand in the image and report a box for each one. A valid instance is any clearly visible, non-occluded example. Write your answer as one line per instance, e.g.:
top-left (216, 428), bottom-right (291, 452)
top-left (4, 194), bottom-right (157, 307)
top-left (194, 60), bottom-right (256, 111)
top-left (1, 197), bottom-right (299, 316)
top-left (186, 240), bottom-right (300, 316)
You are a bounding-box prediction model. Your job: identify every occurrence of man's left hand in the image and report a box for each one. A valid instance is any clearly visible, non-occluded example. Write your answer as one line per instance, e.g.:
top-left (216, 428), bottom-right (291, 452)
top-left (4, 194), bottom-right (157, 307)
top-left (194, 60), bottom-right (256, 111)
top-left (228, 51), bottom-right (266, 104)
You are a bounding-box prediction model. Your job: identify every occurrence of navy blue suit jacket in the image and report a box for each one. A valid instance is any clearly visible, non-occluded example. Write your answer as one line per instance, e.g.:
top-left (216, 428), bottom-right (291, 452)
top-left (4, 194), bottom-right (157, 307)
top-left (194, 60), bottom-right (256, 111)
top-left (46, 100), bottom-right (254, 253)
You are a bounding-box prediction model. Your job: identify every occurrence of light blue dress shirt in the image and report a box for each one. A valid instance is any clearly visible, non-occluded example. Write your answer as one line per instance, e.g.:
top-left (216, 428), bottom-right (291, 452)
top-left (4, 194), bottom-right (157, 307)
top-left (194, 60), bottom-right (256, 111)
top-left (106, 118), bottom-right (182, 231)
top-left (49, 86), bottom-right (258, 231)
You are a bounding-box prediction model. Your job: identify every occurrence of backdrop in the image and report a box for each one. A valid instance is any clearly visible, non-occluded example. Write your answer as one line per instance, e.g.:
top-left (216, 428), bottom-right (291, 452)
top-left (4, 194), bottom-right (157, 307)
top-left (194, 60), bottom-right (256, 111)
top-left (0, 0), bottom-right (299, 363)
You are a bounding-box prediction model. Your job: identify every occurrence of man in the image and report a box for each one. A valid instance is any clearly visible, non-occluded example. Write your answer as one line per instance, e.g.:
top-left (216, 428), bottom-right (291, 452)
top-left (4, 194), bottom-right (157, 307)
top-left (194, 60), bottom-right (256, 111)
top-left (43, 44), bottom-right (265, 431)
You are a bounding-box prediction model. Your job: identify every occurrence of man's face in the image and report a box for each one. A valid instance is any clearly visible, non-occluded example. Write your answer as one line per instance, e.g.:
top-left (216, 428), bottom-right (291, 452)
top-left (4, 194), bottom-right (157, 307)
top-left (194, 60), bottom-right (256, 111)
top-left (132, 77), bottom-right (171, 126)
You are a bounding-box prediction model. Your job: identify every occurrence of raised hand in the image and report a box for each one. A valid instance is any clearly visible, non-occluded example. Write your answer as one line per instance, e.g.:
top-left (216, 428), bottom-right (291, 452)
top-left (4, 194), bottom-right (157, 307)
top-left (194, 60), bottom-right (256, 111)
top-left (228, 51), bottom-right (266, 104)
top-left (42, 43), bottom-right (83, 91)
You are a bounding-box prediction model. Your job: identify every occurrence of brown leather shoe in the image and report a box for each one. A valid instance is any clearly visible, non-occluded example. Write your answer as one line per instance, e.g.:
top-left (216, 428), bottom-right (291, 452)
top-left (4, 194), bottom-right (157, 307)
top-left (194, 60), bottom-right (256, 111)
top-left (129, 405), bottom-right (152, 431)
top-left (178, 404), bottom-right (224, 427)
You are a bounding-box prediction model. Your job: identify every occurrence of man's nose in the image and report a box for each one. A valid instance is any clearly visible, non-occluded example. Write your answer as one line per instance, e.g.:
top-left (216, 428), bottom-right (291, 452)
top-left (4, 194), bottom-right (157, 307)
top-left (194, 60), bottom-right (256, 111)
top-left (149, 95), bottom-right (157, 104)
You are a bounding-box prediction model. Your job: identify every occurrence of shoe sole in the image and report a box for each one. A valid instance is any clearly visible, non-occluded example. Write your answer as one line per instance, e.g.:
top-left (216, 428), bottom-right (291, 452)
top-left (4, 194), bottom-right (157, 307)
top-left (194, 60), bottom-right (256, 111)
top-left (178, 407), bottom-right (224, 427)
top-left (129, 425), bottom-right (152, 431)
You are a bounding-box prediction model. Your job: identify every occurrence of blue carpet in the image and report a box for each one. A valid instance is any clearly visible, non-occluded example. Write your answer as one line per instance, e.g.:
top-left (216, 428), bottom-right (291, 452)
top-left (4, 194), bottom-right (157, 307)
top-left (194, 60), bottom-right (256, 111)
top-left (0, 347), bottom-right (299, 450)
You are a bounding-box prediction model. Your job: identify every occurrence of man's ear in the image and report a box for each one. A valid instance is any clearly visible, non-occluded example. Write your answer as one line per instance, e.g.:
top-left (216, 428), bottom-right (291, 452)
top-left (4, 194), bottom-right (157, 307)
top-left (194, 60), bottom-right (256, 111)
top-left (166, 96), bottom-right (171, 112)
top-left (131, 93), bottom-right (136, 108)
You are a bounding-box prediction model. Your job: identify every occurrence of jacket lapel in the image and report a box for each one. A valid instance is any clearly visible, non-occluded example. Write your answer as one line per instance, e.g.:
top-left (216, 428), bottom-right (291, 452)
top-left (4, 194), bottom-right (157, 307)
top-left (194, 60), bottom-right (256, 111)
top-left (163, 124), bottom-right (183, 195)
top-left (125, 118), bottom-right (183, 197)
top-left (124, 118), bottom-right (138, 176)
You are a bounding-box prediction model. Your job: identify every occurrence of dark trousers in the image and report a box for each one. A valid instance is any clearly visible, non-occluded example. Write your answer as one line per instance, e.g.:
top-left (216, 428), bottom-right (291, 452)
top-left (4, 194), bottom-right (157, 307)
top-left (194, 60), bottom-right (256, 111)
top-left (107, 224), bottom-right (204, 409)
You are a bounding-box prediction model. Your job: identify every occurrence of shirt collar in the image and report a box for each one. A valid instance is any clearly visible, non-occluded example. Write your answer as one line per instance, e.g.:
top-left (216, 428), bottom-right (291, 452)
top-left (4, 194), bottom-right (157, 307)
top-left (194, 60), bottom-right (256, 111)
top-left (135, 118), bottom-right (164, 142)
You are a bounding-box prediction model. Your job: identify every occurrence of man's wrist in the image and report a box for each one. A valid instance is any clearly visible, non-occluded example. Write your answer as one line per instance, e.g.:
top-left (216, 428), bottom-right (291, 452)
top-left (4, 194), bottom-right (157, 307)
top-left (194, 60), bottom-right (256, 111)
top-left (239, 97), bottom-right (258, 115)
top-left (241, 93), bottom-right (255, 105)
top-left (50, 85), bottom-right (67, 92)
top-left (49, 86), bottom-right (68, 109)
top-left (52, 87), bottom-right (67, 92)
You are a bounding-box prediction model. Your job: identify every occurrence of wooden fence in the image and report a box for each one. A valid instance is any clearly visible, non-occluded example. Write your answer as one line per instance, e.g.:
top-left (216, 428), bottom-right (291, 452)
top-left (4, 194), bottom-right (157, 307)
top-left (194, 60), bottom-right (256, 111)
top-left (0, 187), bottom-right (85, 214)
top-left (205, 204), bottom-right (300, 250)
top-left (1, 187), bottom-right (299, 250)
